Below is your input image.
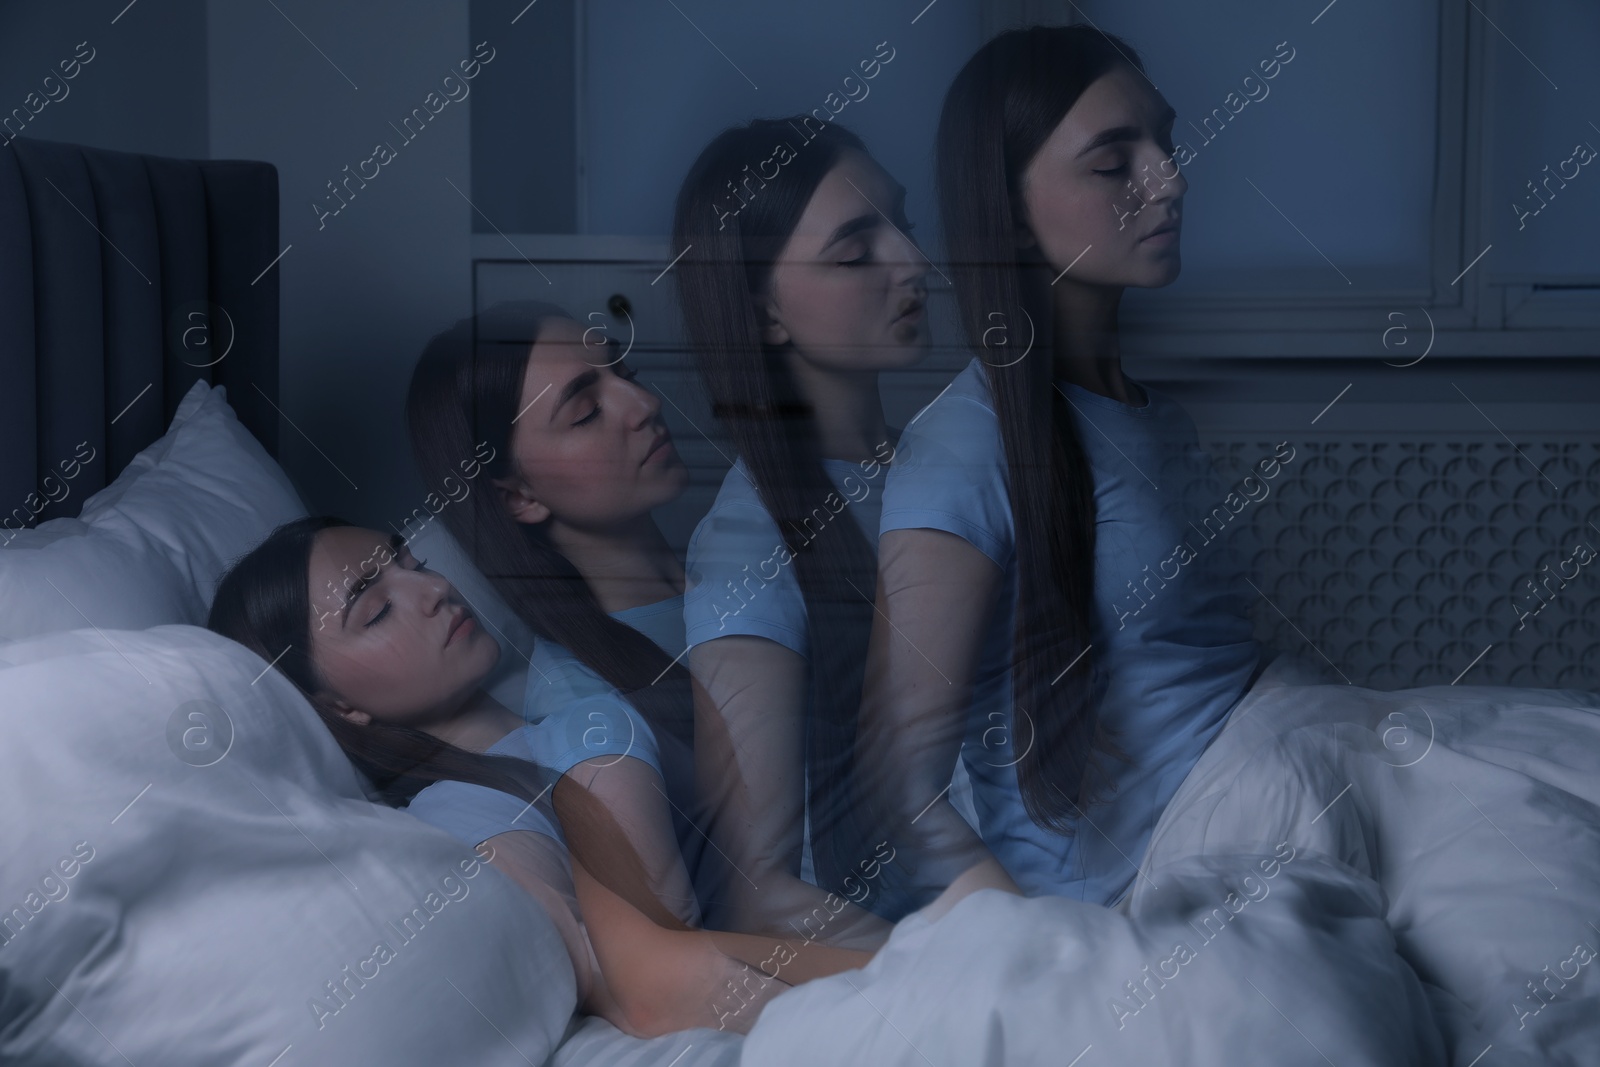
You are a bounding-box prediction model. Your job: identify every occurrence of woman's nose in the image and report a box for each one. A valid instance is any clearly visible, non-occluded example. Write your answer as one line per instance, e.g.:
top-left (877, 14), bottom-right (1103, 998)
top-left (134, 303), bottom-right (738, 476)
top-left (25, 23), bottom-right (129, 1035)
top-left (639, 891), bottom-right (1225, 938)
top-left (415, 568), bottom-right (452, 612)
top-left (891, 242), bottom-right (929, 290)
top-left (627, 377), bottom-right (663, 426)
top-left (1140, 154), bottom-right (1186, 203)
top-left (889, 224), bottom-right (925, 273)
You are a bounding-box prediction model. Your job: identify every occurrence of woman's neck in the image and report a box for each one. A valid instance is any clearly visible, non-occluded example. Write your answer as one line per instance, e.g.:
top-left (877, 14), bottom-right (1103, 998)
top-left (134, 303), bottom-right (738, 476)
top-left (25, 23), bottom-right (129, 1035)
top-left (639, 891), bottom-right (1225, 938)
top-left (427, 688), bottom-right (523, 753)
top-left (781, 355), bottom-right (891, 462)
top-left (1049, 278), bottom-right (1141, 405)
top-left (548, 515), bottom-right (686, 616)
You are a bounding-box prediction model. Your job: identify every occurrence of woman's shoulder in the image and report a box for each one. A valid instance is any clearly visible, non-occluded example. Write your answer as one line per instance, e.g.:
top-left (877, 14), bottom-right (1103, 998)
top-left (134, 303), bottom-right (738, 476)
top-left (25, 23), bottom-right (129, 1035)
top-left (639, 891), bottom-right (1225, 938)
top-left (519, 644), bottom-right (666, 773)
top-left (522, 691), bottom-right (665, 780)
top-left (890, 357), bottom-right (1005, 475)
top-left (404, 745), bottom-right (566, 848)
top-left (879, 358), bottom-right (1015, 566)
top-left (685, 461), bottom-right (786, 564)
top-left (524, 643), bottom-right (635, 724)
top-left (908, 356), bottom-right (998, 427)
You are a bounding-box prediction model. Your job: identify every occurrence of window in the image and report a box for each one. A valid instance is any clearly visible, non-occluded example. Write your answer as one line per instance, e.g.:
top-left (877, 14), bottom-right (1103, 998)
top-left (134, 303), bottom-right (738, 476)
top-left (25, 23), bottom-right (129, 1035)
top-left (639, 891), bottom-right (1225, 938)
top-left (995, 0), bottom-right (1600, 357)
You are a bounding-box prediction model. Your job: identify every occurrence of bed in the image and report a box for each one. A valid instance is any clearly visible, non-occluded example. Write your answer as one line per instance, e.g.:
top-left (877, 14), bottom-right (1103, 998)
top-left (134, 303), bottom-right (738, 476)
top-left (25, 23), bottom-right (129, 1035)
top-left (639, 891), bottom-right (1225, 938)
top-left (4, 138), bottom-right (1598, 1067)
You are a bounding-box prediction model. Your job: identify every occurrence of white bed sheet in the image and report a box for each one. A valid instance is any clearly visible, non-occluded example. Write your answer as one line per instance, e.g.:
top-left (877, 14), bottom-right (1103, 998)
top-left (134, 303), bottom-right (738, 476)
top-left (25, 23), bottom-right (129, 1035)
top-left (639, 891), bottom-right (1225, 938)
top-left (541, 1015), bottom-right (742, 1067)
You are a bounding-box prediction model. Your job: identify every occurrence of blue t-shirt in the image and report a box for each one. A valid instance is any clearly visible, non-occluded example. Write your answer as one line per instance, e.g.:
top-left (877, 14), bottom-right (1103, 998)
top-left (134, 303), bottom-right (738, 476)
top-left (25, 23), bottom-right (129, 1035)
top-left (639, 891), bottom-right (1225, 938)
top-left (878, 356), bottom-right (1263, 905)
top-left (402, 725), bottom-right (568, 849)
top-left (405, 595), bottom-right (692, 870)
top-left (683, 455), bottom-right (891, 658)
top-left (517, 594), bottom-right (683, 783)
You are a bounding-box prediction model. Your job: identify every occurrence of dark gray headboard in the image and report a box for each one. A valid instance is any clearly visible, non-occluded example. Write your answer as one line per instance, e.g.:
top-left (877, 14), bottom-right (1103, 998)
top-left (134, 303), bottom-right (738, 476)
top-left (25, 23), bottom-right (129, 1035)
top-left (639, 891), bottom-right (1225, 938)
top-left (0, 136), bottom-right (280, 527)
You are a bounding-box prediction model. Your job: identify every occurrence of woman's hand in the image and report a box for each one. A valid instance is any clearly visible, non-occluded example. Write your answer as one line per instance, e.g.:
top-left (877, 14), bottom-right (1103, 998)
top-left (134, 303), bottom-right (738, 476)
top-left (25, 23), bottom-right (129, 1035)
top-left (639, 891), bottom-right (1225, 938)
top-left (677, 934), bottom-right (796, 1036)
top-left (914, 856), bottom-right (1024, 924)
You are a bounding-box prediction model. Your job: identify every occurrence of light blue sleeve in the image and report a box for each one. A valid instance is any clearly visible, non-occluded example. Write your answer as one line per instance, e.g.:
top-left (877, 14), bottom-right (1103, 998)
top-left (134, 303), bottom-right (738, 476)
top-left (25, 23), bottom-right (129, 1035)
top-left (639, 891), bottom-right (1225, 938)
top-left (684, 498), bottom-right (811, 659)
top-left (879, 393), bottom-right (1014, 570)
top-left (403, 778), bottom-right (565, 850)
top-left (522, 688), bottom-right (666, 780)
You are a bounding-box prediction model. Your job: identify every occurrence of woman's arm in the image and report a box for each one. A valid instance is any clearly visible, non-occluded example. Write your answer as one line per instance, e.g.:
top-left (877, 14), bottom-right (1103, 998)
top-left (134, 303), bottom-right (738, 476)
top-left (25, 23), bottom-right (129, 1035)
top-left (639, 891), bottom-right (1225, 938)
top-left (569, 848), bottom-right (873, 1036)
top-left (556, 753), bottom-right (701, 928)
top-left (858, 527), bottom-right (1023, 906)
top-left (477, 830), bottom-right (632, 1032)
top-left (481, 828), bottom-right (996, 1040)
top-left (689, 634), bottom-right (892, 948)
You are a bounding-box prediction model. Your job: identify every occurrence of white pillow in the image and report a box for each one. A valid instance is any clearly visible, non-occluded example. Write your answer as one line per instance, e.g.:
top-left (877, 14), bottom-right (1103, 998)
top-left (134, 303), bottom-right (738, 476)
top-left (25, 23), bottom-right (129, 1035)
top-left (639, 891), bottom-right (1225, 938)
top-left (0, 381), bottom-right (307, 643)
top-left (0, 624), bottom-right (576, 1065)
top-left (402, 518), bottom-right (536, 711)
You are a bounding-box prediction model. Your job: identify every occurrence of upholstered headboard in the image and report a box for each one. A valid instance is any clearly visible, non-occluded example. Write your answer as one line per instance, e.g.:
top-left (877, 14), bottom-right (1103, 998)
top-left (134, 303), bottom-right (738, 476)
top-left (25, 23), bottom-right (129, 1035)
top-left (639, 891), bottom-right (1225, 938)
top-left (0, 137), bottom-right (280, 527)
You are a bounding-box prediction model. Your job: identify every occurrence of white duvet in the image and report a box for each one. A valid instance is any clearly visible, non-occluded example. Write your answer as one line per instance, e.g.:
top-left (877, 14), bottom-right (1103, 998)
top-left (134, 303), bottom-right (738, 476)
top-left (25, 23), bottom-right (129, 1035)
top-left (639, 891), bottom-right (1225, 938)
top-left (6, 621), bottom-right (1597, 1066)
top-left (741, 657), bottom-right (1600, 1067)
top-left (0, 626), bottom-right (577, 1066)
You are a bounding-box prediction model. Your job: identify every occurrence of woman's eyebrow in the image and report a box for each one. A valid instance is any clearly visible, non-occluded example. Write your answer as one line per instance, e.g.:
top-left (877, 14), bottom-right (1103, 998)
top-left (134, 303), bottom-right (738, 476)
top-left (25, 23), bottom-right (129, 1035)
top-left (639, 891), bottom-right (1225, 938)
top-left (339, 532), bottom-right (406, 628)
top-left (549, 367), bottom-right (600, 424)
top-left (1076, 104), bottom-right (1178, 158)
top-left (820, 213), bottom-right (878, 253)
top-left (820, 182), bottom-right (910, 254)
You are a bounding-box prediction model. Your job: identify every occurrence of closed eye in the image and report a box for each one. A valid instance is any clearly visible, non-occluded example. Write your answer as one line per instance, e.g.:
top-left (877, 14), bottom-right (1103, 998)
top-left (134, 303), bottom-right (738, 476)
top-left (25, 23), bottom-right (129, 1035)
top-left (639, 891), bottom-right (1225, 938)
top-left (363, 557), bottom-right (429, 627)
top-left (841, 221), bottom-right (916, 266)
top-left (575, 363), bottom-right (642, 424)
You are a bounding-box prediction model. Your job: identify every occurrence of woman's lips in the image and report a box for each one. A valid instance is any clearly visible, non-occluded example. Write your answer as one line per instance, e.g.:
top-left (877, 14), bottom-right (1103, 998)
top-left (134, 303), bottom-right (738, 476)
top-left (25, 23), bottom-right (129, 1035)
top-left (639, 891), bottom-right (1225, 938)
top-left (643, 434), bottom-right (675, 463)
top-left (446, 612), bottom-right (475, 646)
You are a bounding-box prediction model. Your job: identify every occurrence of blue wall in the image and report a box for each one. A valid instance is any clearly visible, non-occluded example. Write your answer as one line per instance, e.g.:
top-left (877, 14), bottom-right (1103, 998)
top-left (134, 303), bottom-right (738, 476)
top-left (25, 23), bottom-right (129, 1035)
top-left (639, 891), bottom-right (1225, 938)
top-left (0, 0), bottom-right (208, 158)
top-left (207, 0), bottom-right (475, 528)
top-left (581, 0), bottom-right (981, 242)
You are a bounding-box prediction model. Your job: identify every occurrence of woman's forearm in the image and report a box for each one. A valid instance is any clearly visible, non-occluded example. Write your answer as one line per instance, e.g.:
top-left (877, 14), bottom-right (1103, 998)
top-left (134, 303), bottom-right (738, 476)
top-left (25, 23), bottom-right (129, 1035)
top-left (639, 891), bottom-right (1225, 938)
top-left (702, 927), bottom-right (873, 985)
top-left (718, 864), bottom-right (892, 949)
top-left (572, 853), bottom-right (806, 1036)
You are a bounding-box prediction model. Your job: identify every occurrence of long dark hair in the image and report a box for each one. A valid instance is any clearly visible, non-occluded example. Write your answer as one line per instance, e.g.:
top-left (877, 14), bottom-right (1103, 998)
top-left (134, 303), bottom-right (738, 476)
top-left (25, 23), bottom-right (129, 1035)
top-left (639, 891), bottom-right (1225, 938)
top-left (670, 118), bottom-right (886, 903)
top-left (404, 301), bottom-right (693, 753)
top-left (937, 26), bottom-right (1138, 832)
top-left (404, 302), bottom-right (703, 924)
top-left (206, 514), bottom-right (689, 930)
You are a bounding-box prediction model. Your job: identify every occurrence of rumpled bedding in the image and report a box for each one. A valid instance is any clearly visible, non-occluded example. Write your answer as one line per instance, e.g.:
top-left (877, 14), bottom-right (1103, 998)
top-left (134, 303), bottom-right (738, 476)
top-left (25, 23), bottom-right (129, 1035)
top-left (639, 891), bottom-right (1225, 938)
top-left (739, 657), bottom-right (1600, 1066)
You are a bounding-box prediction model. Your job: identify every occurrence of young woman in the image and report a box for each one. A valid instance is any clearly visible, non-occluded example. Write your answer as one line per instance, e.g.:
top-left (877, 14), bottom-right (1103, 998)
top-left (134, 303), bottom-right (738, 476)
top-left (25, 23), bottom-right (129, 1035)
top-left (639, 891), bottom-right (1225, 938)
top-left (857, 26), bottom-right (1266, 912)
top-left (669, 118), bottom-right (930, 940)
top-left (205, 516), bottom-right (910, 1037)
top-left (404, 302), bottom-right (710, 929)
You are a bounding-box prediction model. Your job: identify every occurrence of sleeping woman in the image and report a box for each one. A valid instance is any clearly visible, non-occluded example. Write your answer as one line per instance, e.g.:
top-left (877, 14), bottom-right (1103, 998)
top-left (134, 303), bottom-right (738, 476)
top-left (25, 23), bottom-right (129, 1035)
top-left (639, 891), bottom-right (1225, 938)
top-left (204, 517), bottom-right (1005, 1036)
top-left (404, 296), bottom-right (897, 950)
top-left (670, 118), bottom-right (930, 939)
top-left (402, 301), bottom-right (711, 930)
top-left (856, 25), bottom-right (1268, 912)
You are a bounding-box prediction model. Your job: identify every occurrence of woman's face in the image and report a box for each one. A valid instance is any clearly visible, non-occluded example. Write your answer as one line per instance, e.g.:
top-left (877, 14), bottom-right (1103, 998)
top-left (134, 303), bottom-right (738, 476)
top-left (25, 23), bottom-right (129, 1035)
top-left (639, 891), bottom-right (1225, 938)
top-left (1018, 63), bottom-right (1187, 288)
top-left (307, 526), bottom-right (499, 729)
top-left (495, 316), bottom-right (689, 532)
top-left (759, 149), bottom-right (931, 372)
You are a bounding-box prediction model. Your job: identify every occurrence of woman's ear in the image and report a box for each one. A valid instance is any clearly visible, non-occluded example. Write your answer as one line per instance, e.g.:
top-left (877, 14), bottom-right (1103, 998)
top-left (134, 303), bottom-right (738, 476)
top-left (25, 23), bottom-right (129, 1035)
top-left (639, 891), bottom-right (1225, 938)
top-left (754, 294), bottom-right (790, 348)
top-left (491, 475), bottom-right (552, 526)
top-left (327, 695), bottom-right (372, 727)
